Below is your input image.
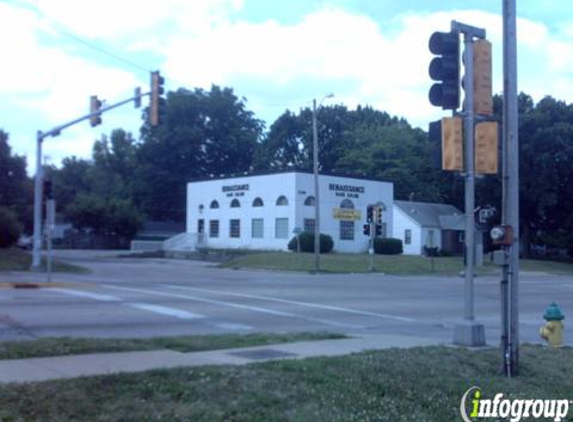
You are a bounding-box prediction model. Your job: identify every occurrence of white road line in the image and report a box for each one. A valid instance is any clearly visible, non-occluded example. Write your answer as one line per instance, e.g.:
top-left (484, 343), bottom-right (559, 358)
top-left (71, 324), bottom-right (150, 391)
top-left (127, 303), bottom-right (205, 320)
top-left (165, 285), bottom-right (417, 323)
top-left (212, 322), bottom-right (252, 331)
top-left (50, 288), bottom-right (121, 302)
top-left (104, 285), bottom-right (361, 329)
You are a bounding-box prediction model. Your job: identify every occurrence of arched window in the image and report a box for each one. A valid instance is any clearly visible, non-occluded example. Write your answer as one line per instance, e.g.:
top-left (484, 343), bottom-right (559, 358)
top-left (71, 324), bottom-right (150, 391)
top-left (210, 200), bottom-right (219, 209)
top-left (340, 199), bottom-right (354, 209)
top-left (199, 204), bottom-right (204, 214)
top-left (304, 196), bottom-right (315, 206)
top-left (339, 199), bottom-right (355, 241)
top-left (230, 199), bottom-right (241, 208)
top-left (276, 195), bottom-right (288, 206)
top-left (252, 197), bottom-right (264, 207)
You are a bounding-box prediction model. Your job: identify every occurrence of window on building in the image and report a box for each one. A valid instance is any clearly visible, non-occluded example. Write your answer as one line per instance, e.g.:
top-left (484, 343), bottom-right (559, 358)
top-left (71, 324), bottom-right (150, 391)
top-left (405, 229), bottom-right (412, 245)
top-left (276, 195), bottom-right (288, 206)
top-left (275, 218), bottom-right (289, 238)
top-left (230, 199), bottom-right (240, 208)
top-left (209, 220), bottom-right (219, 238)
top-left (230, 219), bottom-right (240, 238)
top-left (340, 221), bottom-right (354, 240)
top-left (197, 219), bottom-right (204, 234)
top-left (304, 196), bottom-right (315, 206)
top-left (252, 197), bottom-right (264, 207)
top-left (303, 218), bottom-right (315, 233)
top-left (339, 199), bottom-right (355, 240)
top-left (210, 200), bottom-right (219, 209)
top-left (251, 218), bottom-right (264, 238)
top-left (199, 204), bottom-right (204, 213)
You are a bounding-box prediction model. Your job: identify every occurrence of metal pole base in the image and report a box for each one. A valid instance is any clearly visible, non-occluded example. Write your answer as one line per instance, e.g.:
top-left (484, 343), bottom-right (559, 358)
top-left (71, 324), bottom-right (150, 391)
top-left (453, 320), bottom-right (486, 347)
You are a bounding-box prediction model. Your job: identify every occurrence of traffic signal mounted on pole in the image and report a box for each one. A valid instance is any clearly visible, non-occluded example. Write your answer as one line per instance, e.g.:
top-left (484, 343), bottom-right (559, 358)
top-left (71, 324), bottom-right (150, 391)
top-left (428, 31), bottom-right (460, 110)
top-left (366, 205), bottom-right (374, 223)
top-left (89, 95), bottom-right (102, 127)
top-left (375, 206), bottom-right (383, 236)
top-left (42, 179), bottom-right (52, 200)
top-left (363, 224), bottom-right (370, 236)
top-left (150, 70), bottom-right (165, 126)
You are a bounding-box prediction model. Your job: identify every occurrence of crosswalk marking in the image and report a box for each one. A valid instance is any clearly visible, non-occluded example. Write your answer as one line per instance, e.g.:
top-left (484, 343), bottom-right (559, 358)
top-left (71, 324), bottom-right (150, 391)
top-left (127, 303), bottom-right (205, 320)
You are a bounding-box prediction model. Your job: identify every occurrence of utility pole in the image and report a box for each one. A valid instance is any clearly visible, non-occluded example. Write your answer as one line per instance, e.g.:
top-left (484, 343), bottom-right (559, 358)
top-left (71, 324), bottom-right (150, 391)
top-left (502, 0), bottom-right (520, 377)
top-left (312, 99), bottom-right (320, 272)
top-left (311, 94), bottom-right (334, 273)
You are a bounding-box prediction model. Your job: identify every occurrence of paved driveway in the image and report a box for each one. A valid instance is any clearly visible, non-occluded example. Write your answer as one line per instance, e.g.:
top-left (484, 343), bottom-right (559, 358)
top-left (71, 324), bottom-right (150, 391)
top-left (0, 250), bottom-right (570, 345)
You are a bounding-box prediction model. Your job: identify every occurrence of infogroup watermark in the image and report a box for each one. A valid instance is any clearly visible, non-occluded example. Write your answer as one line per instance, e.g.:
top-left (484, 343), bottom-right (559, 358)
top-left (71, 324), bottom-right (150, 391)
top-left (460, 387), bottom-right (571, 422)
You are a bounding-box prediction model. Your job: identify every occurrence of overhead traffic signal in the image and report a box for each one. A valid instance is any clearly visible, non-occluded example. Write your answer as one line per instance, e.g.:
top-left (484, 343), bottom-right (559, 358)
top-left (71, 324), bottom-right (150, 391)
top-left (375, 224), bottom-right (383, 237)
top-left (89, 95), bottom-right (102, 127)
top-left (428, 30), bottom-right (460, 110)
top-left (150, 70), bottom-right (165, 126)
top-left (363, 224), bottom-right (370, 236)
top-left (42, 179), bottom-right (52, 200)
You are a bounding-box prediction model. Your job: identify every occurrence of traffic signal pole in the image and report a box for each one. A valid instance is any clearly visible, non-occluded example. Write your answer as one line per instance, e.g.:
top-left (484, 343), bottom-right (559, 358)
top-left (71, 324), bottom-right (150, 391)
top-left (451, 21), bottom-right (486, 347)
top-left (30, 90), bottom-right (150, 271)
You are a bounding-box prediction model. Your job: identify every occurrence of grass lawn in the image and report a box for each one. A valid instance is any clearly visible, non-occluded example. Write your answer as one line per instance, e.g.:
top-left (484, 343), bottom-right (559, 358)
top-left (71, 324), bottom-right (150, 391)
top-left (0, 345), bottom-right (571, 421)
top-left (0, 248), bottom-right (87, 273)
top-left (0, 332), bottom-right (346, 360)
top-left (220, 251), bottom-right (573, 275)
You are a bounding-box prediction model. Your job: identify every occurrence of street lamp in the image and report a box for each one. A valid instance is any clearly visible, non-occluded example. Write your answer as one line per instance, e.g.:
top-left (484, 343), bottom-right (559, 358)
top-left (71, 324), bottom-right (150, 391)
top-left (312, 93), bottom-right (334, 273)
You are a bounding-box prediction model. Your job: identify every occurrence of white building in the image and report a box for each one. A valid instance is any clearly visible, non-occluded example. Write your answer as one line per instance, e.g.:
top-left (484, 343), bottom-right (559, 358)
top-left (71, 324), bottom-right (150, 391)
top-left (393, 200), bottom-right (465, 255)
top-left (182, 171), bottom-right (394, 253)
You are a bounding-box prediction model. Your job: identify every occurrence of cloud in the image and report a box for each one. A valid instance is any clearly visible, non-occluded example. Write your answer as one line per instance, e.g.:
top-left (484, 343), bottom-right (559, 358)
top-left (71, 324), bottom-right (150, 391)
top-left (3, 0), bottom-right (573, 169)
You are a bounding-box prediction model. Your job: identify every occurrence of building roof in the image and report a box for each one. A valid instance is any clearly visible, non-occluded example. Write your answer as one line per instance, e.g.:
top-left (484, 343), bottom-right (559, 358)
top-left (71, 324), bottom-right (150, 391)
top-left (395, 200), bottom-right (464, 230)
top-left (188, 169), bottom-right (391, 185)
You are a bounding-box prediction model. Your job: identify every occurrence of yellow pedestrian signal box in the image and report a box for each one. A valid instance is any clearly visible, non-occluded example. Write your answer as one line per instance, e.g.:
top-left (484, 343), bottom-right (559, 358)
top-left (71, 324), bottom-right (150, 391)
top-left (475, 121), bottom-right (498, 174)
top-left (473, 40), bottom-right (493, 116)
top-left (441, 117), bottom-right (463, 171)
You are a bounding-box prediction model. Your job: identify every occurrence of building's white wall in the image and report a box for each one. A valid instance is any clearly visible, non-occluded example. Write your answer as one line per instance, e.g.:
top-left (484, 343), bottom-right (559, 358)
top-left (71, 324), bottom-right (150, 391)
top-left (393, 206), bottom-right (445, 255)
top-left (187, 173), bottom-right (297, 250)
top-left (187, 172), bottom-right (393, 253)
top-left (392, 206), bottom-right (422, 255)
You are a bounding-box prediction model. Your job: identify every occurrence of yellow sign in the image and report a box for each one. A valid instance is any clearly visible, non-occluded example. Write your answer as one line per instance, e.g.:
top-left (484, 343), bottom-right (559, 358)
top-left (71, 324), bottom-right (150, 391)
top-left (475, 121), bottom-right (498, 174)
top-left (442, 117), bottom-right (463, 171)
top-left (332, 208), bottom-right (362, 221)
top-left (473, 40), bottom-right (493, 116)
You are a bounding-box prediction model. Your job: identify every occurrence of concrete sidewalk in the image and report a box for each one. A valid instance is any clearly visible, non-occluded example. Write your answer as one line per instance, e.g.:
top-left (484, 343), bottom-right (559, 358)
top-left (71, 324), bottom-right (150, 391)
top-left (0, 334), bottom-right (443, 384)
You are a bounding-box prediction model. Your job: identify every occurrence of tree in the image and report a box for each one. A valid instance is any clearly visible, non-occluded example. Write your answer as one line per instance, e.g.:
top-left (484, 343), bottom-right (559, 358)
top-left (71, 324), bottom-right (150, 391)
top-left (0, 130), bottom-right (33, 232)
top-left (137, 86), bottom-right (263, 221)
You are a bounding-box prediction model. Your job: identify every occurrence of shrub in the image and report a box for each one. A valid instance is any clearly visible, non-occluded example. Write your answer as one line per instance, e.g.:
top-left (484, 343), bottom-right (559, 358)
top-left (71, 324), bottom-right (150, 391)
top-left (374, 238), bottom-right (403, 255)
top-left (0, 207), bottom-right (22, 248)
top-left (288, 232), bottom-right (334, 253)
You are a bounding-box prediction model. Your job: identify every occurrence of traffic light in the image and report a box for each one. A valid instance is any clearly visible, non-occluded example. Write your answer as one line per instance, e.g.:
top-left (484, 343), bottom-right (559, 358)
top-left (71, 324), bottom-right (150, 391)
top-left (375, 206), bottom-right (382, 226)
top-left (366, 205), bottom-right (373, 223)
top-left (375, 224), bottom-right (382, 236)
top-left (428, 30), bottom-right (460, 110)
top-left (89, 95), bottom-right (102, 127)
top-left (363, 224), bottom-right (370, 236)
top-left (42, 179), bottom-right (52, 200)
top-left (150, 70), bottom-right (165, 126)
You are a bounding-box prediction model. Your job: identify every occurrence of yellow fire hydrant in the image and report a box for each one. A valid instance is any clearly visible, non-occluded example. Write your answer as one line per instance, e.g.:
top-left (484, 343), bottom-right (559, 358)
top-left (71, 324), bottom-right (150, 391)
top-left (539, 302), bottom-right (565, 347)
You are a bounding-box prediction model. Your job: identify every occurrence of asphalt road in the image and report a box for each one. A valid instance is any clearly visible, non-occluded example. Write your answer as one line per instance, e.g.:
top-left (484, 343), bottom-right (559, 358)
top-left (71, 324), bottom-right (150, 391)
top-left (0, 250), bottom-right (570, 345)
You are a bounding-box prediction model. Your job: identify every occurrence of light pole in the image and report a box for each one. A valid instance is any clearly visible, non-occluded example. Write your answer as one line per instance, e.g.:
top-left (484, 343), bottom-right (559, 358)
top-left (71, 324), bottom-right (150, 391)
top-left (312, 94), bottom-right (334, 273)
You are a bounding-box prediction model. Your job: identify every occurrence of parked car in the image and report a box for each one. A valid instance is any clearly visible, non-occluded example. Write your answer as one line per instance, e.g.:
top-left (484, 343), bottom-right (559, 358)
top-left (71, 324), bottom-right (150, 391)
top-left (16, 235), bottom-right (32, 250)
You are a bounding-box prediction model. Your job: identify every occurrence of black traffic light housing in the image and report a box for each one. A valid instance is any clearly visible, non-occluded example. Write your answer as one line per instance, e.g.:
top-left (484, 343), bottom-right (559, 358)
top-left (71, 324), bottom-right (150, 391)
top-left (428, 30), bottom-right (460, 110)
top-left (42, 179), bottom-right (52, 200)
top-left (366, 205), bottom-right (373, 223)
top-left (375, 224), bottom-right (382, 236)
top-left (89, 95), bottom-right (102, 127)
top-left (150, 70), bottom-right (165, 126)
top-left (363, 224), bottom-right (370, 236)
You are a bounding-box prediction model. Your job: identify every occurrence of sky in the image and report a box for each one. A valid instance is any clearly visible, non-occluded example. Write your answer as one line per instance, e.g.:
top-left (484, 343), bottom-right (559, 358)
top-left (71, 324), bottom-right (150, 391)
top-left (1, 0), bottom-right (573, 172)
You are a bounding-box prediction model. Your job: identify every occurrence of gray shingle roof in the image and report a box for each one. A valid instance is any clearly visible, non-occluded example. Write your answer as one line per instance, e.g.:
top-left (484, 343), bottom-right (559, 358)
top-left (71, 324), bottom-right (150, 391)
top-left (395, 200), bottom-right (464, 230)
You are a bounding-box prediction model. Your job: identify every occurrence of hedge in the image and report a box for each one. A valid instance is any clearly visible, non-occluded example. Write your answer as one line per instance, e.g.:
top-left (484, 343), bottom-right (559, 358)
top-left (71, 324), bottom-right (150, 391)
top-left (0, 207), bottom-right (22, 248)
top-left (288, 232), bottom-right (334, 253)
top-left (374, 237), bottom-right (403, 255)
